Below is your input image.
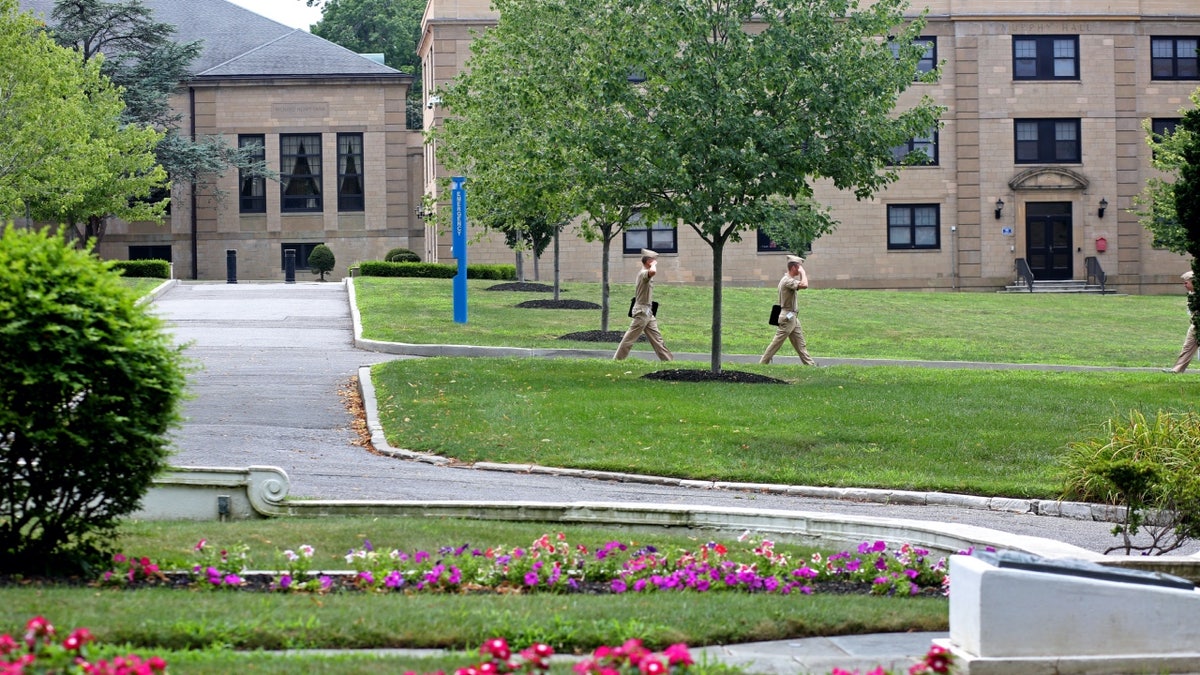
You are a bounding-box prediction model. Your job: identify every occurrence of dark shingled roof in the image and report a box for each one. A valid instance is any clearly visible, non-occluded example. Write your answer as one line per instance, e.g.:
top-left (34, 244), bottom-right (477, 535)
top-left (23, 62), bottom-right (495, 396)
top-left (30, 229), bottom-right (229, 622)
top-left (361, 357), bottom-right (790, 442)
top-left (19, 0), bottom-right (402, 78)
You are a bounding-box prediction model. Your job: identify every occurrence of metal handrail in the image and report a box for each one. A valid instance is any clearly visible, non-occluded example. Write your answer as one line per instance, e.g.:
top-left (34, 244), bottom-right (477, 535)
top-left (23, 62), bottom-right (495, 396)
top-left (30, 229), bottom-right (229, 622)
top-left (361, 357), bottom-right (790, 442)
top-left (1085, 256), bottom-right (1107, 294)
top-left (1015, 258), bottom-right (1035, 292)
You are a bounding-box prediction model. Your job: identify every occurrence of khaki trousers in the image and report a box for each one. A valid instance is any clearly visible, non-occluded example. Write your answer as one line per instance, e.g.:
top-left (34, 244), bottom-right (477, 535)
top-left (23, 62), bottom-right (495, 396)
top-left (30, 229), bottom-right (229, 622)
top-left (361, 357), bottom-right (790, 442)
top-left (760, 314), bottom-right (816, 365)
top-left (1171, 322), bottom-right (1197, 373)
top-left (614, 308), bottom-right (673, 361)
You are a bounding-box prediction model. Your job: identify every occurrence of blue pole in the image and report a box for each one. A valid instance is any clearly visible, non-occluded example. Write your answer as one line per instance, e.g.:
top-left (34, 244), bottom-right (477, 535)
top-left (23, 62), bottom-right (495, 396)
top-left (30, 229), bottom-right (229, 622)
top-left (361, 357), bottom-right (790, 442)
top-left (451, 176), bottom-right (468, 324)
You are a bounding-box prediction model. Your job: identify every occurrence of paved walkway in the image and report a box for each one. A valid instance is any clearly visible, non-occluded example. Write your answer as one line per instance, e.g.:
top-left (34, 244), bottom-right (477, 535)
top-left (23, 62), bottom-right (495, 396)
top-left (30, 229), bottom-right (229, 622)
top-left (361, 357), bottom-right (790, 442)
top-left (149, 279), bottom-right (1191, 674)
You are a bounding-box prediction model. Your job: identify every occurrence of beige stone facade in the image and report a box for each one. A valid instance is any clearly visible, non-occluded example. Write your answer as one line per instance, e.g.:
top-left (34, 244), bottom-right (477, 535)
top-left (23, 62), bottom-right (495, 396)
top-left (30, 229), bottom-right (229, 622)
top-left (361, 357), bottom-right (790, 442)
top-left (419, 0), bottom-right (1200, 293)
top-left (106, 77), bottom-right (424, 282)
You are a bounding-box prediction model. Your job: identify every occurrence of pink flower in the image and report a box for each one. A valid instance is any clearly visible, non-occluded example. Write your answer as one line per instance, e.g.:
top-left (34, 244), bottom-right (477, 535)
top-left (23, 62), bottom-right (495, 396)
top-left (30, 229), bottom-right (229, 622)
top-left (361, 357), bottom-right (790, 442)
top-left (637, 656), bottom-right (666, 674)
top-left (481, 638), bottom-right (510, 660)
top-left (662, 643), bottom-right (693, 666)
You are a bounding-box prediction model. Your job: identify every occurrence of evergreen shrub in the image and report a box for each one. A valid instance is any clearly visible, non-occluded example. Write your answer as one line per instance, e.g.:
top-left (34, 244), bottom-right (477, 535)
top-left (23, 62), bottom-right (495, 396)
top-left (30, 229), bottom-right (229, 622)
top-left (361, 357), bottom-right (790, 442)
top-left (111, 259), bottom-right (170, 278)
top-left (384, 247), bottom-right (421, 263)
top-left (358, 261), bottom-right (516, 280)
top-left (0, 225), bottom-right (188, 575)
top-left (308, 244), bottom-right (335, 281)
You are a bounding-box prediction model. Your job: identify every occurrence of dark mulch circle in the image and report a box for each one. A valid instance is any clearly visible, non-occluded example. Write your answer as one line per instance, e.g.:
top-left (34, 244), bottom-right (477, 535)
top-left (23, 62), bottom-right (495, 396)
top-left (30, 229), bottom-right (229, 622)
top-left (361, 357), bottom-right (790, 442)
top-left (486, 282), bottom-right (557, 292)
top-left (515, 299), bottom-right (601, 310)
top-left (558, 330), bottom-right (630, 343)
top-left (643, 369), bottom-right (789, 384)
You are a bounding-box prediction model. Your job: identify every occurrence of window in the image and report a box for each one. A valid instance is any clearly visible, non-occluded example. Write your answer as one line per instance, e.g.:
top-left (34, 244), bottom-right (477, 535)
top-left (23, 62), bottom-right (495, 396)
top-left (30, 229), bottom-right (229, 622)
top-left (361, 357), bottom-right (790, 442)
top-left (337, 133), bottom-right (364, 212)
top-left (889, 36), bottom-right (936, 76)
top-left (280, 134), bottom-right (322, 212)
top-left (1013, 36), bottom-right (1078, 80)
top-left (129, 245), bottom-right (172, 261)
top-left (887, 205), bottom-right (940, 250)
top-left (1152, 118), bottom-right (1181, 139)
top-left (622, 212), bottom-right (677, 254)
top-left (757, 228), bottom-right (812, 254)
top-left (1151, 37), bottom-right (1199, 80)
top-left (890, 130), bottom-right (938, 165)
top-left (238, 135), bottom-right (266, 213)
top-left (1014, 119), bottom-right (1081, 163)
top-left (281, 242), bottom-right (321, 271)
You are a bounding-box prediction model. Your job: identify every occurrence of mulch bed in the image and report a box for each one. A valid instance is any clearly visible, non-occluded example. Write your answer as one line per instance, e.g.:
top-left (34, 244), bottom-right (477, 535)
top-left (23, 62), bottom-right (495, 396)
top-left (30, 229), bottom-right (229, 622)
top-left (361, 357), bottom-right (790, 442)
top-left (516, 299), bottom-right (601, 310)
top-left (485, 282), bottom-right (557, 292)
top-left (643, 369), bottom-right (788, 384)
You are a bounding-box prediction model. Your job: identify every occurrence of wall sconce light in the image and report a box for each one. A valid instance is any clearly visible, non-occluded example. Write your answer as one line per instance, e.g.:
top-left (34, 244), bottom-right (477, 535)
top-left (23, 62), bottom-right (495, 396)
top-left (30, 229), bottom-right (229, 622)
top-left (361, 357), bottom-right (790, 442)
top-left (415, 206), bottom-right (430, 220)
top-left (994, 198), bottom-right (1004, 220)
top-left (1098, 197), bottom-right (1108, 219)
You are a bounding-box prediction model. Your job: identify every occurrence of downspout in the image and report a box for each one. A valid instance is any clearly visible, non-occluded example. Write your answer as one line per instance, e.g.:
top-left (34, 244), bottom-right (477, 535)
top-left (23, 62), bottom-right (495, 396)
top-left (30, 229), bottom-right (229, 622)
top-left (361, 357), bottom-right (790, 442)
top-left (950, 225), bottom-right (958, 291)
top-left (189, 86), bottom-right (198, 280)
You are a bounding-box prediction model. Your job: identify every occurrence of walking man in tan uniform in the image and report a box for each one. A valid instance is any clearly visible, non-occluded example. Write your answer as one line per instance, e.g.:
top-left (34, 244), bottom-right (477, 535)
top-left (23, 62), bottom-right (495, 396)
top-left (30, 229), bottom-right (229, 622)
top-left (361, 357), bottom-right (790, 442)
top-left (1164, 270), bottom-right (1196, 373)
top-left (614, 249), bottom-right (673, 361)
top-left (760, 255), bottom-right (817, 365)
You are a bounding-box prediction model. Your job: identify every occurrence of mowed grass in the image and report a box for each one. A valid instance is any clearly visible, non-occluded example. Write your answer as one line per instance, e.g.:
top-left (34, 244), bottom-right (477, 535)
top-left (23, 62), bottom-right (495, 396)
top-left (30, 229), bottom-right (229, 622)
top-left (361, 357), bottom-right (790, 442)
top-left (353, 277), bottom-right (1189, 367)
top-left (371, 358), bottom-right (1195, 499)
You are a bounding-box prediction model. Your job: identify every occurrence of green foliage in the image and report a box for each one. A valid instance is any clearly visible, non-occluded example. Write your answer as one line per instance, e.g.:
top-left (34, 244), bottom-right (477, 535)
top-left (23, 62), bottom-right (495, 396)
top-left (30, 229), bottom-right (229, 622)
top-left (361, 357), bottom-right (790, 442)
top-left (0, 0), bottom-right (164, 231)
top-left (46, 0), bottom-right (273, 228)
top-left (358, 261), bottom-right (516, 280)
top-left (1132, 89), bottom-right (1200, 259)
top-left (111, 259), bottom-right (171, 279)
top-left (308, 243), bottom-right (336, 281)
top-left (310, 0), bottom-right (424, 84)
top-left (1060, 409), bottom-right (1200, 555)
top-left (384, 247), bottom-right (421, 263)
top-left (0, 225), bottom-right (188, 575)
top-left (437, 0), bottom-right (943, 371)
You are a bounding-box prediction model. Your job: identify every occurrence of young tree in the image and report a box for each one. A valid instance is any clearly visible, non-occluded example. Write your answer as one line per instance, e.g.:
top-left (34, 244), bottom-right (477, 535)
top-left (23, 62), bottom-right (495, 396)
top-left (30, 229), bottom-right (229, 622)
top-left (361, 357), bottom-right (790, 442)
top-left (308, 243), bottom-right (335, 280)
top-left (1132, 89), bottom-right (1200, 255)
top-left (438, 0), bottom-right (941, 366)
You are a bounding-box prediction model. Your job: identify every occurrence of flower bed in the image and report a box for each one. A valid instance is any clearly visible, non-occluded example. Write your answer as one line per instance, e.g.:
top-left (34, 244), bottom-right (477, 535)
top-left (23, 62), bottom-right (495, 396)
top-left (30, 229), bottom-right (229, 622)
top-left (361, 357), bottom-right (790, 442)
top-left (91, 533), bottom-right (968, 598)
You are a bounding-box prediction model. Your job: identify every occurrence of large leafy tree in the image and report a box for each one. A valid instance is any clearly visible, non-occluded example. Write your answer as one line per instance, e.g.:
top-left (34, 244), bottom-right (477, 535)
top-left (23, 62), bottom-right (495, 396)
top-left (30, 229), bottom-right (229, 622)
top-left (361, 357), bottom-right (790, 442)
top-left (438, 0), bottom-right (942, 366)
top-left (0, 0), bottom-right (163, 228)
top-left (46, 0), bottom-right (270, 243)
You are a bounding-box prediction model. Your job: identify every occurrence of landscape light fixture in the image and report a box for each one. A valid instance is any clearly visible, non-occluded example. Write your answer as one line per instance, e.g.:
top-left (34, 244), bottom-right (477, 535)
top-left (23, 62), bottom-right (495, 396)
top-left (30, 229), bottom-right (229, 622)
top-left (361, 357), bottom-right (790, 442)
top-left (994, 198), bottom-right (1004, 219)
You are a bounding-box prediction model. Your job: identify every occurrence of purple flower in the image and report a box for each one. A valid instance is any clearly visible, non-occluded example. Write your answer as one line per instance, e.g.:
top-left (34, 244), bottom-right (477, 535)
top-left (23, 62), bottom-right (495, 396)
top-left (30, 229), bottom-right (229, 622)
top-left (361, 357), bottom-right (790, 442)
top-left (610, 579), bottom-right (627, 594)
top-left (319, 575), bottom-right (333, 591)
top-left (874, 557), bottom-right (889, 571)
top-left (357, 570), bottom-right (375, 585)
top-left (384, 571), bottom-right (404, 588)
top-left (524, 572), bottom-right (540, 587)
top-left (363, 539), bottom-right (373, 552)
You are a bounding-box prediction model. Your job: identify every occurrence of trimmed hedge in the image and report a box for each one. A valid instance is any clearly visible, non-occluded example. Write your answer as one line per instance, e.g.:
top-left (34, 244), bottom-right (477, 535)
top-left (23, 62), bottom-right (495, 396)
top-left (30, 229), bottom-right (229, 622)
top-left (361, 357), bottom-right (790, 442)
top-left (358, 261), bottom-right (516, 280)
top-left (111, 259), bottom-right (171, 279)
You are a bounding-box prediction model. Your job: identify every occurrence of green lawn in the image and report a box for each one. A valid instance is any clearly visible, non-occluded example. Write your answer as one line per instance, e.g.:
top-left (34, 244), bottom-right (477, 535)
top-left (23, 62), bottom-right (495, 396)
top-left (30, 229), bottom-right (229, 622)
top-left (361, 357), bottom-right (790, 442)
top-left (354, 277), bottom-right (1188, 367)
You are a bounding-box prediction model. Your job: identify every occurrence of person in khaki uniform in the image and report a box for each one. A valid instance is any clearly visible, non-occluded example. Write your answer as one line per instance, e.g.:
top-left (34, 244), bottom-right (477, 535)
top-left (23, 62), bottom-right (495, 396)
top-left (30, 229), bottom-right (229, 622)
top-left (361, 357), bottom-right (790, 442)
top-left (614, 249), bottom-right (673, 361)
top-left (760, 255), bottom-right (817, 365)
top-left (1164, 270), bottom-right (1197, 373)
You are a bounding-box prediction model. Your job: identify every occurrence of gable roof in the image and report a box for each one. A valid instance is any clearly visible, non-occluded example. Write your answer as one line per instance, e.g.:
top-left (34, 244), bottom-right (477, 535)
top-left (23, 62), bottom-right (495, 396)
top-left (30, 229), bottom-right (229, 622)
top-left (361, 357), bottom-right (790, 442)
top-left (19, 0), bottom-right (403, 79)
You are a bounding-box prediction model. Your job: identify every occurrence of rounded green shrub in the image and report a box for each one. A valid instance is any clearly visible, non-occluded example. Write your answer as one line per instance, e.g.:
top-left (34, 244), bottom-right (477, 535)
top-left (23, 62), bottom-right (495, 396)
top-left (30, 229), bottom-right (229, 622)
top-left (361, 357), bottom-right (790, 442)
top-left (308, 243), bottom-right (335, 281)
top-left (385, 247), bottom-right (421, 263)
top-left (0, 225), bottom-right (188, 575)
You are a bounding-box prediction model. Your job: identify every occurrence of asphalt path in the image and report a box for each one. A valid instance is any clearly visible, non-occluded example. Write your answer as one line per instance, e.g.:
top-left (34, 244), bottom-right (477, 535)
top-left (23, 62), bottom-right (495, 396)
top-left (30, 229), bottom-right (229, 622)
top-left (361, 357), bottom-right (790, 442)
top-left (153, 281), bottom-right (1194, 556)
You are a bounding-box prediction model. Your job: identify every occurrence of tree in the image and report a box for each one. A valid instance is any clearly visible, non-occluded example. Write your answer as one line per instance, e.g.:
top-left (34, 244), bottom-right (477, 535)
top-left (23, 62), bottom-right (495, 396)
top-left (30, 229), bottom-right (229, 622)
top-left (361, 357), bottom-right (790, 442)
top-left (309, 0), bottom-right (426, 126)
top-left (440, 0), bottom-right (942, 367)
top-left (1132, 89), bottom-right (1200, 255)
top-left (46, 0), bottom-right (272, 243)
top-left (0, 0), bottom-right (164, 230)
top-left (308, 243), bottom-right (335, 280)
top-left (0, 224), bottom-right (187, 575)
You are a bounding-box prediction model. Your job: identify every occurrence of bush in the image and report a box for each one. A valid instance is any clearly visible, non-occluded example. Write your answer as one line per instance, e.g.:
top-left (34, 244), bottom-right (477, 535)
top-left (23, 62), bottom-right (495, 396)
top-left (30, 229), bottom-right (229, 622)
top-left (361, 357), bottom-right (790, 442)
top-left (1060, 409), bottom-right (1200, 555)
top-left (384, 247), bottom-right (421, 263)
top-left (308, 243), bottom-right (335, 281)
top-left (111, 259), bottom-right (170, 279)
top-left (358, 261), bottom-right (516, 280)
top-left (0, 225), bottom-right (188, 575)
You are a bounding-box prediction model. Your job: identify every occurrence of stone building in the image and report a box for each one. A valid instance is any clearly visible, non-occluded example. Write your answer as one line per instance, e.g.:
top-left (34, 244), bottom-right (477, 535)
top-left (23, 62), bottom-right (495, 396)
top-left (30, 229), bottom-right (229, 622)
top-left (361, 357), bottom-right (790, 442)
top-left (21, 0), bottom-right (424, 281)
top-left (418, 0), bottom-right (1200, 292)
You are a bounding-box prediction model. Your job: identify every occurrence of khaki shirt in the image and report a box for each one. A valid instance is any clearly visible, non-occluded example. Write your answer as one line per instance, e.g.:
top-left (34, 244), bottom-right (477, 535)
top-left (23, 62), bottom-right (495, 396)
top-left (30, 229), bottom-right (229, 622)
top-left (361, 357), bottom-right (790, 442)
top-left (776, 268), bottom-right (808, 312)
top-left (633, 267), bottom-right (654, 308)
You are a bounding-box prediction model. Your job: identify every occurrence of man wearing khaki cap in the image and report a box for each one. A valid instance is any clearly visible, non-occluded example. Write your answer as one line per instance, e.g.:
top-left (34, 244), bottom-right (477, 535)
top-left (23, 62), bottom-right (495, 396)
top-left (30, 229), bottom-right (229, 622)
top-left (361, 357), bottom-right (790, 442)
top-left (760, 255), bottom-right (817, 365)
top-left (614, 249), bottom-right (673, 361)
top-left (1164, 270), bottom-right (1197, 373)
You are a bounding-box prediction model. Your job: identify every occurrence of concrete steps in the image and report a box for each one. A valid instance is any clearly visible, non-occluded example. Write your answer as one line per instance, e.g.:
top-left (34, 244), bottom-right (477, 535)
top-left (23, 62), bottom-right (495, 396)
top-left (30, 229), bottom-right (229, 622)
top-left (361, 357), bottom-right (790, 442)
top-left (1002, 279), bottom-right (1108, 293)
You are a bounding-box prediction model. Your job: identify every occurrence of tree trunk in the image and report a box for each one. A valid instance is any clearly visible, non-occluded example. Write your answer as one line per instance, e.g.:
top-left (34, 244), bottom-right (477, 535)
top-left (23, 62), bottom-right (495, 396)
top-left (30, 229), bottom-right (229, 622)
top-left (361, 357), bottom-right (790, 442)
top-left (710, 237), bottom-right (725, 374)
top-left (553, 229), bottom-right (561, 301)
top-left (600, 226), bottom-right (613, 333)
top-left (515, 250), bottom-right (524, 282)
